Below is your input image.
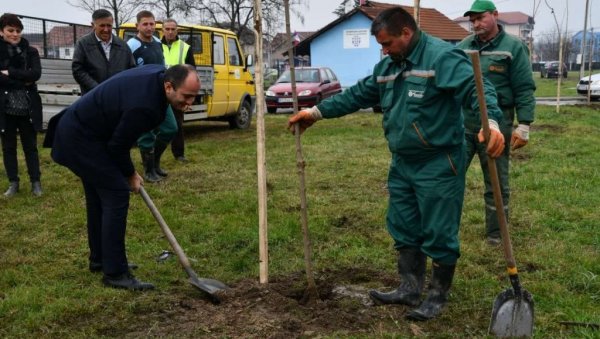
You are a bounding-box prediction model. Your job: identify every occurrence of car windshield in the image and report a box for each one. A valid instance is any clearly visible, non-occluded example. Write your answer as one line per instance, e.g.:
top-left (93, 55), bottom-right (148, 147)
top-left (276, 69), bottom-right (320, 83)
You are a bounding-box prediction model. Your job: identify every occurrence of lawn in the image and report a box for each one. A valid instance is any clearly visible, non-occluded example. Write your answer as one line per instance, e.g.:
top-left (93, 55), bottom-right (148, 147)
top-left (0, 104), bottom-right (599, 337)
top-left (534, 71), bottom-right (582, 97)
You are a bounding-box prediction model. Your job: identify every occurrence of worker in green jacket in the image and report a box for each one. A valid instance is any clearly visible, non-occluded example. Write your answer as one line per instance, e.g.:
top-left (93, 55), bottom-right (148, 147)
top-left (458, 0), bottom-right (536, 245)
top-left (288, 6), bottom-right (505, 321)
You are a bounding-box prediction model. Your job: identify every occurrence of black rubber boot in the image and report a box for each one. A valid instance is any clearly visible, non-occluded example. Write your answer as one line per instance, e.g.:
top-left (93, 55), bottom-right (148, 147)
top-left (3, 181), bottom-right (19, 197)
top-left (153, 141), bottom-right (168, 177)
top-left (369, 248), bottom-right (426, 306)
top-left (140, 149), bottom-right (163, 183)
top-left (406, 262), bottom-right (456, 321)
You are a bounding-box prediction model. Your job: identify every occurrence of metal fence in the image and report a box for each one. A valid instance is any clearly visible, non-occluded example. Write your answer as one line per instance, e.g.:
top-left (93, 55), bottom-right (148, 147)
top-left (17, 14), bottom-right (91, 59)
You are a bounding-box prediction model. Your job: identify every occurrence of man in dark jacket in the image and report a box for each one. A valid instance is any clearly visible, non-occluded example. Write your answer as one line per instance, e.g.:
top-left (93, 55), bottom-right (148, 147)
top-left (48, 64), bottom-right (200, 290)
top-left (71, 9), bottom-right (135, 95)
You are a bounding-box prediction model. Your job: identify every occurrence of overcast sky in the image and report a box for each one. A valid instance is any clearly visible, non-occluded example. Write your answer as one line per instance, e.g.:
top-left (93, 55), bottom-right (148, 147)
top-left (5, 0), bottom-right (599, 38)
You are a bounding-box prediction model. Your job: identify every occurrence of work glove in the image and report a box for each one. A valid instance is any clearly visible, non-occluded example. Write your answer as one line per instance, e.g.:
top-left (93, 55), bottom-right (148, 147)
top-left (478, 119), bottom-right (505, 158)
top-left (511, 124), bottom-right (530, 151)
top-left (287, 106), bottom-right (322, 134)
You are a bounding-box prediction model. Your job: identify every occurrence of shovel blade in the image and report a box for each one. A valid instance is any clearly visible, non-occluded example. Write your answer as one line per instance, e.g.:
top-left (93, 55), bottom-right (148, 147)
top-left (489, 288), bottom-right (534, 337)
top-left (189, 276), bottom-right (230, 304)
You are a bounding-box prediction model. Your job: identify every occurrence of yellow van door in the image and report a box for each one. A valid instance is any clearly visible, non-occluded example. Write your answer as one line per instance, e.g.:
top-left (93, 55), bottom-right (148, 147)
top-left (211, 33), bottom-right (229, 116)
top-left (226, 36), bottom-right (245, 113)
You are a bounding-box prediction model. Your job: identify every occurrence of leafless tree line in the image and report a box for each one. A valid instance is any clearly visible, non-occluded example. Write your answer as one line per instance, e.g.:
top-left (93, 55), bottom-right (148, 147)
top-left (68, 0), bottom-right (308, 44)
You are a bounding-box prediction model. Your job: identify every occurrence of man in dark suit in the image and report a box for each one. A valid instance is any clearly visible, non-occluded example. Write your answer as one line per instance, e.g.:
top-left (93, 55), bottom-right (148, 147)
top-left (71, 9), bottom-right (135, 95)
top-left (48, 64), bottom-right (200, 290)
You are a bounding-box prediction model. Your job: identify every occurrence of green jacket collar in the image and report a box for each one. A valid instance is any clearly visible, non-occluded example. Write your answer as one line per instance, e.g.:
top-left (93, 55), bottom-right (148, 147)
top-left (473, 25), bottom-right (505, 48)
top-left (405, 30), bottom-right (425, 66)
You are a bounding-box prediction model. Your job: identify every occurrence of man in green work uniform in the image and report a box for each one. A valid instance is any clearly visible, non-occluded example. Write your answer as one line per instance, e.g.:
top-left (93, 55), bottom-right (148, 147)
top-left (128, 10), bottom-right (178, 182)
top-left (289, 6), bottom-right (505, 321)
top-left (161, 18), bottom-right (196, 163)
top-left (458, 0), bottom-right (536, 245)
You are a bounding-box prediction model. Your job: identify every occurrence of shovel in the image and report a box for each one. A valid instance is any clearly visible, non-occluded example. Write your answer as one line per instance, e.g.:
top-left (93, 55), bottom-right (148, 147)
top-left (469, 52), bottom-right (534, 337)
top-left (139, 186), bottom-right (229, 304)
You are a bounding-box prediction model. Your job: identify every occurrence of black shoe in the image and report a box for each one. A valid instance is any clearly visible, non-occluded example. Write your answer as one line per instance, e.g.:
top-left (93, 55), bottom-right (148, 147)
top-left (31, 181), bottom-right (43, 197)
top-left (175, 156), bottom-right (188, 162)
top-left (89, 262), bottom-right (139, 273)
top-left (102, 272), bottom-right (154, 291)
top-left (4, 181), bottom-right (19, 197)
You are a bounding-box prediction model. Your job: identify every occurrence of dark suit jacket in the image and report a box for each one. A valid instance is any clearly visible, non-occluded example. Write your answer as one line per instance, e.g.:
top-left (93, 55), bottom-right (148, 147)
top-left (72, 32), bottom-right (135, 95)
top-left (50, 65), bottom-right (168, 189)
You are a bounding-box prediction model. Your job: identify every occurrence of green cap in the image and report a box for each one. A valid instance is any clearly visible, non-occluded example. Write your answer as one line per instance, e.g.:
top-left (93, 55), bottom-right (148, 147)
top-left (463, 0), bottom-right (497, 16)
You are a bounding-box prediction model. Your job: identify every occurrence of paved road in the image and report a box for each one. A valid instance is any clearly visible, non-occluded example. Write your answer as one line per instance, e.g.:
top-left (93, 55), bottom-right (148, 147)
top-left (536, 97), bottom-right (590, 105)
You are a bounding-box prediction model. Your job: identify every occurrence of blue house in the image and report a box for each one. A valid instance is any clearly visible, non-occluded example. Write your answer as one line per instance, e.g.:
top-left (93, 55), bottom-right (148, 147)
top-left (571, 30), bottom-right (600, 64)
top-left (293, 1), bottom-right (469, 87)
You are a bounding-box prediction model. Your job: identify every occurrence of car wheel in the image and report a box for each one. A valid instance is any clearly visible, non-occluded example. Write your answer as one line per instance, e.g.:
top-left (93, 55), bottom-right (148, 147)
top-left (267, 107), bottom-right (277, 114)
top-left (229, 100), bottom-right (252, 129)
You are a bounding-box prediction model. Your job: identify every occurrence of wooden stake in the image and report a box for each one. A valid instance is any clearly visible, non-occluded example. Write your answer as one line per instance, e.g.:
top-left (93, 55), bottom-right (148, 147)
top-left (253, 0), bottom-right (269, 284)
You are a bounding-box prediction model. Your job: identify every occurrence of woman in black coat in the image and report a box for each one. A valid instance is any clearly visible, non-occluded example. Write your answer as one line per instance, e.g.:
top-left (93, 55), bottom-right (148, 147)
top-left (0, 13), bottom-right (43, 197)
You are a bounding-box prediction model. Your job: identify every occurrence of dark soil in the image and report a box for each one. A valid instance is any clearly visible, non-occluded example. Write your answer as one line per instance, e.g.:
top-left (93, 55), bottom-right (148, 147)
top-left (124, 268), bottom-right (432, 338)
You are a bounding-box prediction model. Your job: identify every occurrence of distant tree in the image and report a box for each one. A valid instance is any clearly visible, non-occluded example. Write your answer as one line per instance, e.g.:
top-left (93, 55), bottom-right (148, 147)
top-left (68, 0), bottom-right (141, 27)
top-left (536, 29), bottom-right (573, 63)
top-left (180, 0), bottom-right (307, 44)
top-left (139, 0), bottom-right (187, 20)
top-left (333, 0), bottom-right (360, 17)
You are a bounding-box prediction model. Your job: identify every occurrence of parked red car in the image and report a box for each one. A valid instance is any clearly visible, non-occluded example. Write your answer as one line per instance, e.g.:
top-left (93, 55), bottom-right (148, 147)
top-left (265, 67), bottom-right (343, 113)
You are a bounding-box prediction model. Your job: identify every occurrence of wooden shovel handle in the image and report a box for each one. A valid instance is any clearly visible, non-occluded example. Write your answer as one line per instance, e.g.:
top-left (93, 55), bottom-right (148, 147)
top-left (139, 186), bottom-right (195, 276)
top-left (468, 52), bottom-right (518, 274)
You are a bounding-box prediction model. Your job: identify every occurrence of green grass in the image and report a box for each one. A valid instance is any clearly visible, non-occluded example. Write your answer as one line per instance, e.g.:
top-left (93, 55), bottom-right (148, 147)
top-left (1, 106), bottom-right (599, 337)
top-left (534, 71), bottom-right (581, 97)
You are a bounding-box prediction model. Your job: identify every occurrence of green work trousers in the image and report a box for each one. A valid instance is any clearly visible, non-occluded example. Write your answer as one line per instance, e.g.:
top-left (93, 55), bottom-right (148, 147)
top-left (137, 105), bottom-right (178, 150)
top-left (464, 123), bottom-right (512, 238)
top-left (386, 146), bottom-right (466, 265)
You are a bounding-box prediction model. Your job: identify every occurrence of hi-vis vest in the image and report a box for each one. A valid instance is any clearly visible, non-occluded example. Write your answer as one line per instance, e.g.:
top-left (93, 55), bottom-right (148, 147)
top-left (162, 39), bottom-right (190, 68)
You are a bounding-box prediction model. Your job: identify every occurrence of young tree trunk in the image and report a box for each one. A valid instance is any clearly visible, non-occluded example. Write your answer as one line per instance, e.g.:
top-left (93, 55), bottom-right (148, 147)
top-left (284, 0), bottom-right (319, 303)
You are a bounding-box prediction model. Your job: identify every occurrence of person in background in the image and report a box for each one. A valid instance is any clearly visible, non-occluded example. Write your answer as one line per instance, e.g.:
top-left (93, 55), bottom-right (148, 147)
top-left (162, 18), bottom-right (196, 163)
top-left (458, 0), bottom-right (536, 245)
top-left (288, 6), bottom-right (505, 321)
top-left (0, 13), bottom-right (43, 197)
top-left (72, 9), bottom-right (135, 95)
top-left (45, 64), bottom-right (200, 290)
top-left (127, 10), bottom-right (177, 183)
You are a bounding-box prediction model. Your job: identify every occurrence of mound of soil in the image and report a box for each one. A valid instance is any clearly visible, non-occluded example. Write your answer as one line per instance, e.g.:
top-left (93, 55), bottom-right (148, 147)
top-left (126, 268), bottom-right (427, 338)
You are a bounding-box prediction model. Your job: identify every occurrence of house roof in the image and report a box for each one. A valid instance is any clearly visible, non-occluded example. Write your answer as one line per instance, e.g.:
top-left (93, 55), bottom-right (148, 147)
top-left (360, 1), bottom-right (469, 40)
top-left (294, 0), bottom-right (469, 54)
top-left (47, 25), bottom-right (91, 46)
top-left (270, 31), bottom-right (315, 51)
top-left (454, 11), bottom-right (534, 25)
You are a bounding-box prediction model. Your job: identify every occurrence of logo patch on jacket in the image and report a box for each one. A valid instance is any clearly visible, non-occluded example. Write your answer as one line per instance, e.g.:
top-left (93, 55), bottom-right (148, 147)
top-left (408, 90), bottom-right (424, 98)
top-left (489, 65), bottom-right (506, 73)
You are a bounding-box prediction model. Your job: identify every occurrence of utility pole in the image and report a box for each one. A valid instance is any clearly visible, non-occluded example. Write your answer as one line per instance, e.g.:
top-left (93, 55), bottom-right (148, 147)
top-left (414, 0), bottom-right (420, 27)
top-left (579, 0), bottom-right (590, 78)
